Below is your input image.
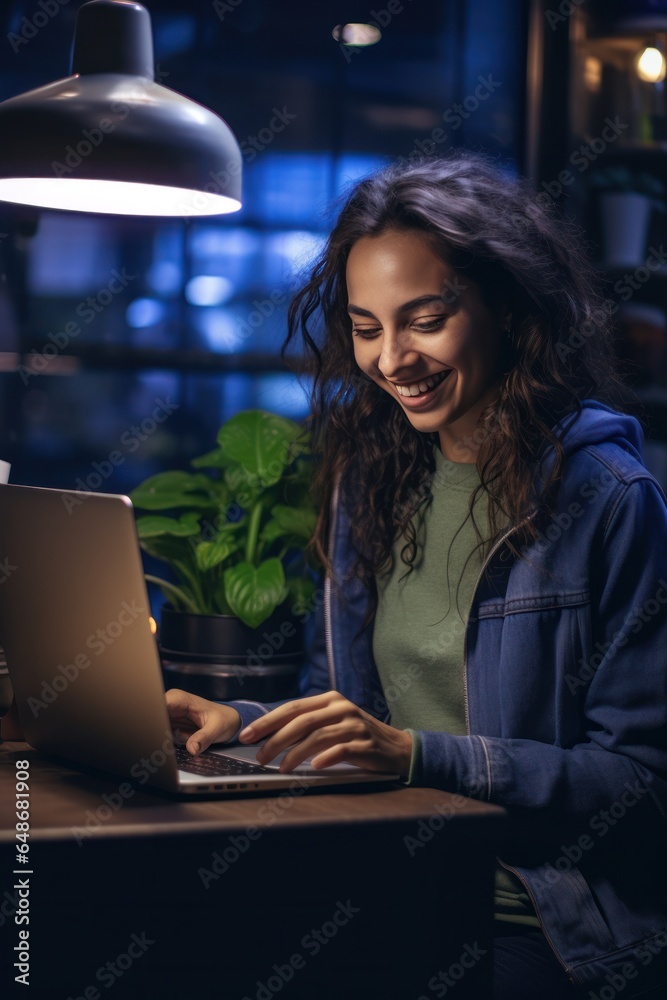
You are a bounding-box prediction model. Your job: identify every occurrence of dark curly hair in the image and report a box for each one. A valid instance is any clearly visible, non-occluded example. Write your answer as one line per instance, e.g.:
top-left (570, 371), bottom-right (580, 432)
top-left (281, 151), bottom-right (634, 626)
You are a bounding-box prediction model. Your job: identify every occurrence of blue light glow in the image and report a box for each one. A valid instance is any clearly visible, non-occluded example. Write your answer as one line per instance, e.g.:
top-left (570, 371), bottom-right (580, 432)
top-left (254, 374), bottom-right (313, 418)
top-left (249, 154), bottom-right (333, 226)
top-left (189, 227), bottom-right (260, 258)
top-left (194, 309), bottom-right (247, 353)
top-left (126, 298), bottom-right (166, 329)
top-left (265, 231), bottom-right (327, 285)
top-left (335, 154), bottom-right (389, 191)
top-left (185, 275), bottom-right (235, 306)
top-left (147, 261), bottom-right (183, 294)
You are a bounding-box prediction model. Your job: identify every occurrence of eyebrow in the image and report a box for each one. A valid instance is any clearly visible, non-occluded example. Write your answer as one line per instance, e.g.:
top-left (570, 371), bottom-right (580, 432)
top-left (347, 294), bottom-right (448, 318)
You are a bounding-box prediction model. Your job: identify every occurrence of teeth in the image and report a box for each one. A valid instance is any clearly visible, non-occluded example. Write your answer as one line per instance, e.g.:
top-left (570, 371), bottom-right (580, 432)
top-left (396, 370), bottom-right (448, 397)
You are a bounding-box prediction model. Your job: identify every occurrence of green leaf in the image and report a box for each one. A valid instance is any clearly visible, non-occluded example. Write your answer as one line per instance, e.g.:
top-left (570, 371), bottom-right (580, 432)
top-left (223, 558), bottom-right (287, 628)
top-left (130, 471), bottom-right (214, 510)
top-left (195, 534), bottom-right (241, 571)
top-left (218, 411), bottom-right (305, 486)
top-left (259, 518), bottom-right (288, 546)
top-left (223, 463), bottom-right (262, 505)
top-left (138, 534), bottom-right (194, 563)
top-left (144, 575), bottom-right (200, 614)
top-left (191, 448), bottom-right (234, 469)
top-left (136, 512), bottom-right (201, 539)
top-left (271, 505), bottom-right (317, 540)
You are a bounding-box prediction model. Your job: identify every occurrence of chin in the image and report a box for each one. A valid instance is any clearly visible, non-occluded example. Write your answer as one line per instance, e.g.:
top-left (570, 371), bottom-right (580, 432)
top-left (402, 411), bottom-right (446, 433)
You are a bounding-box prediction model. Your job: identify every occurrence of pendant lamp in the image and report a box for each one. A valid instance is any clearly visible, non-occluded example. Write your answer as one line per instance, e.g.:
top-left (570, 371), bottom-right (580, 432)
top-left (0, 0), bottom-right (242, 216)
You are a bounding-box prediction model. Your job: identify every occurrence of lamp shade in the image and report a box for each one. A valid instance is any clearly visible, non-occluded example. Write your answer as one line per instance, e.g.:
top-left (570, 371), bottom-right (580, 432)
top-left (0, 1), bottom-right (242, 216)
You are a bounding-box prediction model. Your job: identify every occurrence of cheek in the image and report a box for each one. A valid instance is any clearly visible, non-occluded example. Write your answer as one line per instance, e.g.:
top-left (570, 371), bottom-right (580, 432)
top-left (449, 328), bottom-right (499, 376)
top-left (352, 341), bottom-right (372, 372)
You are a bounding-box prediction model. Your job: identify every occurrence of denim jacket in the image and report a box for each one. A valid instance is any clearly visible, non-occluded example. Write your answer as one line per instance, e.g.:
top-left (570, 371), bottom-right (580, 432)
top-left (224, 400), bottom-right (667, 990)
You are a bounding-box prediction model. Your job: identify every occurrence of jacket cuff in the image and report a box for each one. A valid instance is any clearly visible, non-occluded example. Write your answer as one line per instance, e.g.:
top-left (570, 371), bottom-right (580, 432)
top-left (405, 729), bottom-right (491, 799)
top-left (401, 729), bottom-right (422, 786)
top-left (213, 700), bottom-right (268, 742)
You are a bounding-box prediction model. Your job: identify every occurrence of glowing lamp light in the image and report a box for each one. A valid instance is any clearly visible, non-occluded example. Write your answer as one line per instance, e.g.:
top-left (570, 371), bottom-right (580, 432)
top-left (0, 1), bottom-right (242, 216)
top-left (636, 46), bottom-right (667, 83)
top-left (332, 23), bottom-right (382, 46)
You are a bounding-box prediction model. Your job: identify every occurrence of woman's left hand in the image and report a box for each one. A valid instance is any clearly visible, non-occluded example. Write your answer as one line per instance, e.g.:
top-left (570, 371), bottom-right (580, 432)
top-left (238, 691), bottom-right (413, 779)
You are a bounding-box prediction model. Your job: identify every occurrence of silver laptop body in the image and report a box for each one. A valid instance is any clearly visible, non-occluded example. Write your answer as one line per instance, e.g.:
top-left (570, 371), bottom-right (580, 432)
top-left (0, 483), bottom-right (398, 795)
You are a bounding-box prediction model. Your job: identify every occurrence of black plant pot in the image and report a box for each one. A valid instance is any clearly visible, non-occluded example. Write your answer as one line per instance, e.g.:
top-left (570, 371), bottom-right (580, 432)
top-left (159, 605), bottom-right (303, 702)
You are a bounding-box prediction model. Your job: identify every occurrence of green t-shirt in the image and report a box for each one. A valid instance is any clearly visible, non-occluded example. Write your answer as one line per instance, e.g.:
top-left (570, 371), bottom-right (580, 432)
top-left (373, 446), bottom-right (539, 927)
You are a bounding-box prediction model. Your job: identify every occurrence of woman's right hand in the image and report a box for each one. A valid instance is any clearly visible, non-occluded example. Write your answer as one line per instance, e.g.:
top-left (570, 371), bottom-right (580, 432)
top-left (165, 688), bottom-right (241, 755)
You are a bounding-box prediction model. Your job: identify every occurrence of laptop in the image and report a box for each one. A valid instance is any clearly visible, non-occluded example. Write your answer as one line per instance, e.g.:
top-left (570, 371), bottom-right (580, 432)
top-left (0, 483), bottom-right (399, 795)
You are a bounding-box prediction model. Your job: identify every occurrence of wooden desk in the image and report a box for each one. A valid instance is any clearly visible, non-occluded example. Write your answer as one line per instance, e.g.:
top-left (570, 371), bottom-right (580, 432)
top-left (0, 742), bottom-right (506, 1000)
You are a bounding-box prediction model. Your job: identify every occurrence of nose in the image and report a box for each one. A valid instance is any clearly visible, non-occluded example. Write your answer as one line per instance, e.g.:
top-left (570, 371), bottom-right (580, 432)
top-left (377, 328), bottom-right (420, 379)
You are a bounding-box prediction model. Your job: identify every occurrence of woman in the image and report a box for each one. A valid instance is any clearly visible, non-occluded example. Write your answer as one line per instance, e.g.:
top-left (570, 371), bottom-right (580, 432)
top-left (166, 153), bottom-right (667, 998)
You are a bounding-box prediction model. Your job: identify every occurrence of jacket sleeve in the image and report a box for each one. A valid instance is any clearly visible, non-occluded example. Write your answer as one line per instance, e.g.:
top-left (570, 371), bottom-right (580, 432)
top-left (406, 477), bottom-right (667, 835)
top-left (212, 587), bottom-right (332, 740)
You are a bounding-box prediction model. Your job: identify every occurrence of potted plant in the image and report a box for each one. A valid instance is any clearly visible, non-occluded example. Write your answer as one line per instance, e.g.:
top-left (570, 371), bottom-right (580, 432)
top-left (129, 409), bottom-right (319, 701)
top-left (588, 165), bottom-right (666, 268)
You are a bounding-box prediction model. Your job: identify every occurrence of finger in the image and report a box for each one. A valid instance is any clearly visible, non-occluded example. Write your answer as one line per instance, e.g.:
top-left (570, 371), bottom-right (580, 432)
top-left (185, 717), bottom-right (221, 755)
top-left (165, 689), bottom-right (204, 725)
top-left (165, 688), bottom-right (194, 712)
top-left (273, 724), bottom-right (363, 772)
top-left (172, 725), bottom-right (196, 745)
top-left (165, 690), bottom-right (210, 752)
top-left (310, 742), bottom-right (376, 770)
top-left (238, 693), bottom-right (341, 743)
top-left (256, 707), bottom-right (355, 764)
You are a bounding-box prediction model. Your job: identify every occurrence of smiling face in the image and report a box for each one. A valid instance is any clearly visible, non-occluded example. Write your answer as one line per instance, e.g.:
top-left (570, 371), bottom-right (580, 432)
top-left (346, 228), bottom-right (510, 462)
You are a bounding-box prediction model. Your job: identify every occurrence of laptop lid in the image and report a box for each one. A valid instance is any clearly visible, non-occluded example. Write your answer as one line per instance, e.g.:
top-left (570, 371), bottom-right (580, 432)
top-left (0, 484), bottom-right (399, 794)
top-left (0, 483), bottom-right (183, 792)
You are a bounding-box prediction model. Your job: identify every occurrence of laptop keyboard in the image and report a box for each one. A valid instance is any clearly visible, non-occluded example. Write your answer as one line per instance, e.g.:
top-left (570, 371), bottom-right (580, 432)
top-left (176, 746), bottom-right (273, 777)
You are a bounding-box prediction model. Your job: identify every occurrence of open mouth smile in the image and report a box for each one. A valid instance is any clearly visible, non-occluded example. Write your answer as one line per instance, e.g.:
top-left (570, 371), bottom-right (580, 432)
top-left (390, 369), bottom-right (452, 404)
